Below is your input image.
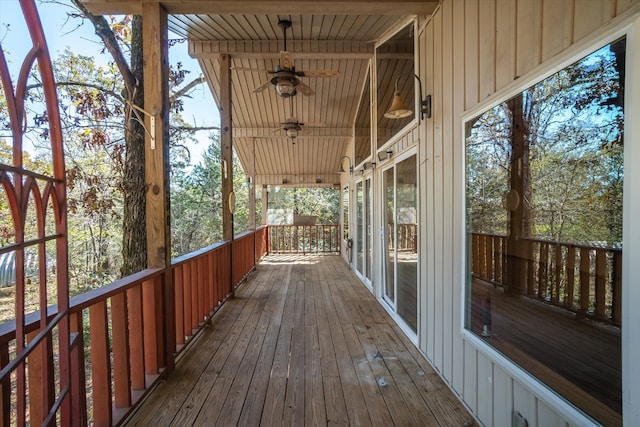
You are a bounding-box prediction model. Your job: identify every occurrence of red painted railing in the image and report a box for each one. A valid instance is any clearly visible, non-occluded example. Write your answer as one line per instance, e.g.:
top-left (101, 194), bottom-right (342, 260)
top-left (268, 224), bottom-right (340, 254)
top-left (472, 232), bottom-right (622, 326)
top-left (0, 228), bottom-right (266, 426)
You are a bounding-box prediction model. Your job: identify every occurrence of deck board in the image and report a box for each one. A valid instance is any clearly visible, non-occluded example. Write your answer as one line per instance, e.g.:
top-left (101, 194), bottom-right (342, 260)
top-left (124, 255), bottom-right (476, 427)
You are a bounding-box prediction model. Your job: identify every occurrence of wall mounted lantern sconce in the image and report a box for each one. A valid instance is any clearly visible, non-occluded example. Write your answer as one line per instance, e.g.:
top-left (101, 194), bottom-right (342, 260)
top-left (336, 155), bottom-right (353, 174)
top-left (362, 161), bottom-right (376, 170)
top-left (384, 73), bottom-right (432, 120)
top-left (377, 149), bottom-right (393, 162)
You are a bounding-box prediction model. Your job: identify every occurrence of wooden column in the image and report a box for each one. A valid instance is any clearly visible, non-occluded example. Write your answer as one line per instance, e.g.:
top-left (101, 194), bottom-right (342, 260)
top-left (220, 54), bottom-right (234, 294)
top-left (506, 94), bottom-right (532, 294)
top-left (262, 185), bottom-right (269, 225)
top-left (142, 2), bottom-right (175, 372)
top-left (220, 53), bottom-right (234, 241)
top-left (248, 138), bottom-right (256, 230)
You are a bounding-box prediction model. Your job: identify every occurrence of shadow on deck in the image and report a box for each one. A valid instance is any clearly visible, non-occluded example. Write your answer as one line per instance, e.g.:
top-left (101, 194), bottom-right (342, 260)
top-left (124, 254), bottom-right (475, 426)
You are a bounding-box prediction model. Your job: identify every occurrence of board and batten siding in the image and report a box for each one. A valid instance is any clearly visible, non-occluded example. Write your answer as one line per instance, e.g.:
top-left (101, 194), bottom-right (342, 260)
top-left (416, 0), bottom-right (640, 426)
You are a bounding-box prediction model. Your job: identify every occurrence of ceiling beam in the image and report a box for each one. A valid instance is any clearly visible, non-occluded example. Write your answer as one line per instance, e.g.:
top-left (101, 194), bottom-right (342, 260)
top-left (190, 40), bottom-right (373, 59)
top-left (80, 1), bottom-right (438, 16)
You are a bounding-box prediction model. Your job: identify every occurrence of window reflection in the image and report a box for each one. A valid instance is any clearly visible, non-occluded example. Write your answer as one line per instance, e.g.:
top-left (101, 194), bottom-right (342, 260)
top-left (396, 156), bottom-right (417, 332)
top-left (377, 23), bottom-right (415, 148)
top-left (465, 38), bottom-right (625, 425)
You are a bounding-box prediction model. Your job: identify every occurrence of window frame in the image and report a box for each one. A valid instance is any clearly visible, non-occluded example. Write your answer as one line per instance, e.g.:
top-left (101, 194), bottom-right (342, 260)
top-left (458, 15), bottom-right (640, 425)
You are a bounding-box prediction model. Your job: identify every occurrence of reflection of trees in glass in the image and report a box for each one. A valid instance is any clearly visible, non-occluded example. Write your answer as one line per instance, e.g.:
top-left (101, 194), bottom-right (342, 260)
top-left (342, 187), bottom-right (349, 240)
top-left (466, 39), bottom-right (624, 246)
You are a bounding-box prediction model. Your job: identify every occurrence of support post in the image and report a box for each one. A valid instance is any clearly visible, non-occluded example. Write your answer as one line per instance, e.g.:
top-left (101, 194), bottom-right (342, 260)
top-left (220, 54), bottom-right (234, 293)
top-left (262, 185), bottom-right (269, 225)
top-left (248, 138), bottom-right (256, 230)
top-left (142, 2), bottom-right (174, 372)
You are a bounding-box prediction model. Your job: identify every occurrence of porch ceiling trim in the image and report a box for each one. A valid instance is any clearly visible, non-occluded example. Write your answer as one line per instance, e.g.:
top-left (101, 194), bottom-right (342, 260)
top-left (80, 1), bottom-right (438, 16)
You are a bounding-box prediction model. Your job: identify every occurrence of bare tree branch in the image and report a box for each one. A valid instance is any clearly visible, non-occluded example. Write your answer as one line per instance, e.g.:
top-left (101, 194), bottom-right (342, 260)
top-left (70, 0), bottom-right (136, 94)
top-left (170, 76), bottom-right (206, 103)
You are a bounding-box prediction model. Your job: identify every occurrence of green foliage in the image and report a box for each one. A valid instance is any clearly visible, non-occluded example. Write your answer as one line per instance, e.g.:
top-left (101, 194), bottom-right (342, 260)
top-left (267, 187), bottom-right (340, 224)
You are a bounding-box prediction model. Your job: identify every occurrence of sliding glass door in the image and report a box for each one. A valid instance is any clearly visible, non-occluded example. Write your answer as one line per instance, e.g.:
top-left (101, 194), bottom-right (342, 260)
top-left (382, 155), bottom-right (417, 332)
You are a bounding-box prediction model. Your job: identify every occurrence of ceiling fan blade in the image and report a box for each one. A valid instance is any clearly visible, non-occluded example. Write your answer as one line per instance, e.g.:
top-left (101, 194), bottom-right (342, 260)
top-left (296, 81), bottom-right (314, 96)
top-left (253, 80), bottom-right (272, 93)
top-left (280, 51), bottom-right (294, 69)
top-left (232, 66), bottom-right (273, 73)
top-left (305, 122), bottom-right (326, 127)
top-left (299, 70), bottom-right (340, 78)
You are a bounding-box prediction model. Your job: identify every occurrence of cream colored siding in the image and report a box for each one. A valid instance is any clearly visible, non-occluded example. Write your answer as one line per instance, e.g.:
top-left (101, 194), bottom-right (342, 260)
top-left (417, 0), bottom-right (640, 426)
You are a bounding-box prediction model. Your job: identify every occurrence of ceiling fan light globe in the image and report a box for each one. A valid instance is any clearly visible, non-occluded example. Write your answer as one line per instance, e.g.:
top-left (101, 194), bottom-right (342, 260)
top-left (286, 128), bottom-right (299, 138)
top-left (276, 80), bottom-right (297, 97)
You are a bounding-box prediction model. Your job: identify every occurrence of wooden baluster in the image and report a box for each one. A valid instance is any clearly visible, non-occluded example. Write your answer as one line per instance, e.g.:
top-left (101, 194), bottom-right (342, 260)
top-left (127, 285), bottom-right (145, 390)
top-left (579, 247), bottom-right (591, 316)
top-left (142, 279), bottom-right (159, 375)
top-left (89, 300), bottom-right (112, 427)
top-left (198, 256), bottom-right (205, 322)
top-left (612, 250), bottom-right (622, 327)
top-left (485, 234), bottom-right (493, 281)
top-left (202, 255), bottom-right (210, 318)
top-left (182, 262), bottom-right (192, 337)
top-left (566, 246), bottom-right (576, 310)
top-left (0, 341), bottom-right (8, 427)
top-left (554, 243), bottom-right (562, 304)
top-left (472, 234), bottom-right (479, 278)
top-left (190, 260), bottom-right (198, 330)
top-left (111, 292), bottom-right (131, 410)
top-left (69, 312), bottom-right (87, 425)
top-left (27, 329), bottom-right (44, 424)
top-left (594, 248), bottom-right (607, 320)
top-left (174, 265), bottom-right (185, 346)
top-left (526, 241), bottom-right (535, 296)
top-left (155, 275), bottom-right (166, 368)
top-left (538, 242), bottom-right (548, 300)
top-left (478, 234), bottom-right (486, 280)
top-left (494, 236), bottom-right (501, 284)
top-left (208, 252), bottom-right (215, 313)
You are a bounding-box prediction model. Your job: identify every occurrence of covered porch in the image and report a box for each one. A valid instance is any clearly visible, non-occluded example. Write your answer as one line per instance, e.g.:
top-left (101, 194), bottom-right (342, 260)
top-left (125, 254), bottom-right (474, 426)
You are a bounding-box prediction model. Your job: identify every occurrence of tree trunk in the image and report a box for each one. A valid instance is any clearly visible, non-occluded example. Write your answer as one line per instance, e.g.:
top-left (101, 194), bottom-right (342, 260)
top-left (506, 93), bottom-right (532, 293)
top-left (121, 16), bottom-right (147, 276)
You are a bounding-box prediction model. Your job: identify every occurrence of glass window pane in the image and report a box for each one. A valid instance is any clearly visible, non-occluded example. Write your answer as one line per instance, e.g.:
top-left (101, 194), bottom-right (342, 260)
top-left (376, 23), bottom-right (415, 148)
top-left (355, 73), bottom-right (371, 166)
top-left (465, 38), bottom-right (624, 425)
top-left (396, 155), bottom-right (417, 332)
top-left (383, 168), bottom-right (395, 301)
top-left (356, 181), bottom-right (364, 276)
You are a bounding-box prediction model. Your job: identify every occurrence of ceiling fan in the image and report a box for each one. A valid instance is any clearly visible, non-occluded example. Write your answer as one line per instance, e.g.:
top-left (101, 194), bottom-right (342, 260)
top-left (234, 19), bottom-right (339, 97)
top-left (275, 98), bottom-right (325, 142)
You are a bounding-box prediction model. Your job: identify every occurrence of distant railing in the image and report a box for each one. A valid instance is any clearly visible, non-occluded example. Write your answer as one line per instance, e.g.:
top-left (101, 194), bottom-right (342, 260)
top-left (394, 223), bottom-right (418, 252)
top-left (472, 232), bottom-right (622, 326)
top-left (268, 224), bottom-right (340, 254)
top-left (0, 227), bottom-right (267, 426)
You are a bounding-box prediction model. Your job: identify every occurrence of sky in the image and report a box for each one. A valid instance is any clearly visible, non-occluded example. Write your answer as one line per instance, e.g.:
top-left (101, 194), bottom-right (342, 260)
top-left (0, 0), bottom-right (219, 161)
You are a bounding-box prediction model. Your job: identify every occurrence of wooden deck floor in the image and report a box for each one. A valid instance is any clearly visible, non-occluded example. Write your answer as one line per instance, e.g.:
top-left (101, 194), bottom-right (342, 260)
top-left (124, 255), bottom-right (475, 427)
